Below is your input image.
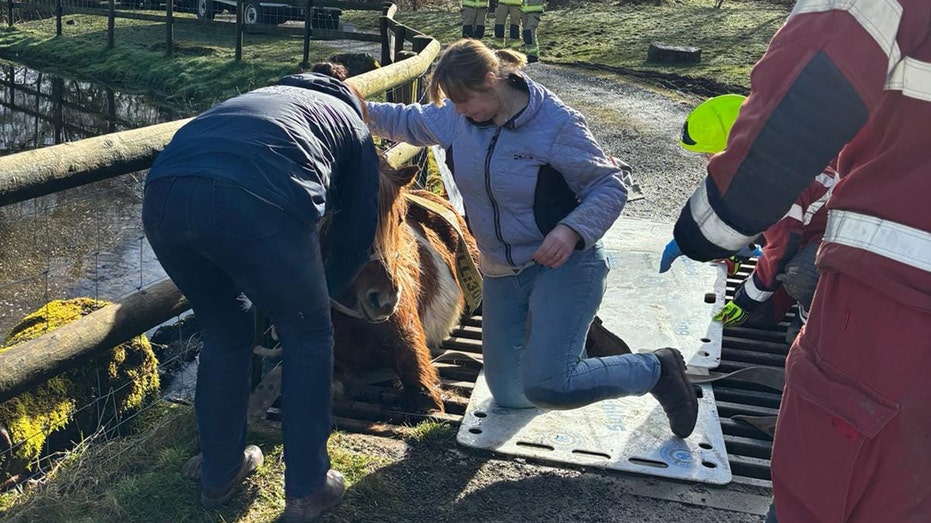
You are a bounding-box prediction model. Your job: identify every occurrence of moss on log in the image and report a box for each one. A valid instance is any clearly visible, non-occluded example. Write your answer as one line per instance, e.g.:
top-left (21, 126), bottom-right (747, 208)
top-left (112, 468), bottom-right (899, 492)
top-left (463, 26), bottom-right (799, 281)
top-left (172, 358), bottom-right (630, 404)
top-left (0, 298), bottom-right (161, 482)
top-left (0, 279), bottom-right (188, 404)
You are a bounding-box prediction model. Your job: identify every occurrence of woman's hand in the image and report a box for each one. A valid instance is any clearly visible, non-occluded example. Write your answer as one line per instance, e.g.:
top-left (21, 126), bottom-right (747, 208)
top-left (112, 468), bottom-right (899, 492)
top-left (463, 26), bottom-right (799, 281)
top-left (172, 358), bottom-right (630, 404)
top-left (533, 224), bottom-right (581, 268)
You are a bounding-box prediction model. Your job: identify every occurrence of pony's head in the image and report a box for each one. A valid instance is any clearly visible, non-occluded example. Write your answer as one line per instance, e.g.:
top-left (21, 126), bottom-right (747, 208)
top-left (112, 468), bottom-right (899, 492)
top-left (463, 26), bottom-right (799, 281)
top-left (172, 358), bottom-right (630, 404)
top-left (334, 161), bottom-right (420, 322)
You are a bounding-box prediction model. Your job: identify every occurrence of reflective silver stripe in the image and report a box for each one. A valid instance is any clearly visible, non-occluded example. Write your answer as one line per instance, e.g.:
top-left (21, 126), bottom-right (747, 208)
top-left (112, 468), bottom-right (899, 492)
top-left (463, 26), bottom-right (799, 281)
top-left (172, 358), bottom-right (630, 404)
top-left (688, 181), bottom-right (758, 251)
top-left (804, 195), bottom-right (829, 226)
top-left (886, 56), bottom-right (931, 101)
top-left (743, 276), bottom-right (774, 303)
top-left (789, 0), bottom-right (903, 76)
top-left (785, 204), bottom-right (804, 222)
top-left (824, 209), bottom-right (931, 272)
top-left (798, 302), bottom-right (810, 323)
top-left (815, 172), bottom-right (837, 188)
top-left (803, 172), bottom-right (837, 225)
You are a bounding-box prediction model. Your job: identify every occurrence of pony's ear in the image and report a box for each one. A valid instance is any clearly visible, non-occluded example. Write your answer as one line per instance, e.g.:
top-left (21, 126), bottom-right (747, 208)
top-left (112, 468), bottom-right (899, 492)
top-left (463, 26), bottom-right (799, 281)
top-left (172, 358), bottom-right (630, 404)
top-left (394, 165), bottom-right (420, 187)
top-left (377, 154), bottom-right (392, 172)
top-left (377, 156), bottom-right (420, 188)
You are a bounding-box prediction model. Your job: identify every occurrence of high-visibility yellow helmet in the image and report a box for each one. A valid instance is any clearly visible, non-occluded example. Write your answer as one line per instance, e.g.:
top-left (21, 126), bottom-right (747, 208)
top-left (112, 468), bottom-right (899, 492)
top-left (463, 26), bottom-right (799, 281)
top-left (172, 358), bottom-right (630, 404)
top-left (679, 94), bottom-right (747, 154)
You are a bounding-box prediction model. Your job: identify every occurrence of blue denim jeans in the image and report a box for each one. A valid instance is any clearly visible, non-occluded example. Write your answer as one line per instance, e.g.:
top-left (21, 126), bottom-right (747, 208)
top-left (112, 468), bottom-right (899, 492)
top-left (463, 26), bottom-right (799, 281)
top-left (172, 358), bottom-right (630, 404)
top-left (143, 176), bottom-right (333, 498)
top-left (481, 243), bottom-right (661, 409)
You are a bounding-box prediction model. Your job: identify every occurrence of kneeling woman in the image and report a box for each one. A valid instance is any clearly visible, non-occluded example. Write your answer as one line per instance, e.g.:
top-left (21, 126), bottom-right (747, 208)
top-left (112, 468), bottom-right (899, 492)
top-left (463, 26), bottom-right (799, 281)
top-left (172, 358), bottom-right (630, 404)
top-left (364, 39), bottom-right (699, 438)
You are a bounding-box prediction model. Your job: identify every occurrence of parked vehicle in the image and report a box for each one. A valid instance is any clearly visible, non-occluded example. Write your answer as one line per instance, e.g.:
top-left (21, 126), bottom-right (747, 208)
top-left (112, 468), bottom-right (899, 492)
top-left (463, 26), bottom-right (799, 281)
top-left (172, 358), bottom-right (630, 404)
top-left (193, 0), bottom-right (340, 26)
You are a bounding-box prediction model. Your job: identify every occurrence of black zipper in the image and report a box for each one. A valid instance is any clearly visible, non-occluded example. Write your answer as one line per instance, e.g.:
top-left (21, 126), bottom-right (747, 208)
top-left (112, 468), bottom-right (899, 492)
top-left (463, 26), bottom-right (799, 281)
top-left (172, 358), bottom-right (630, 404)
top-left (484, 127), bottom-right (515, 265)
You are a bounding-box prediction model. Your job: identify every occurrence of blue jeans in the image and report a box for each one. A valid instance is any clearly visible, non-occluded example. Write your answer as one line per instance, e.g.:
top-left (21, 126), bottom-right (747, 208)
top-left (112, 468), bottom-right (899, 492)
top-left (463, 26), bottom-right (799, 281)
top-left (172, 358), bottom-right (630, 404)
top-left (143, 176), bottom-right (332, 498)
top-left (481, 243), bottom-right (661, 409)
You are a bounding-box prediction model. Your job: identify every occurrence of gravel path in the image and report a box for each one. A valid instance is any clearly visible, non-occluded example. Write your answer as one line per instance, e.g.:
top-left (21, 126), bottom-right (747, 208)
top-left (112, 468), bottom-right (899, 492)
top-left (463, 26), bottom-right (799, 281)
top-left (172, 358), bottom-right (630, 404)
top-left (524, 62), bottom-right (709, 223)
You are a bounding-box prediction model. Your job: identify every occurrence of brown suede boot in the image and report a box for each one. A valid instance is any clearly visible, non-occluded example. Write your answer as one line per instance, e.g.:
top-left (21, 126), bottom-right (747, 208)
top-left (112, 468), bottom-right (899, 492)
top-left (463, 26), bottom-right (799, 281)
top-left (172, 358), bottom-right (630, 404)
top-left (649, 348), bottom-right (699, 438)
top-left (198, 445), bottom-right (264, 509)
top-left (283, 469), bottom-right (346, 522)
top-left (584, 316), bottom-right (632, 357)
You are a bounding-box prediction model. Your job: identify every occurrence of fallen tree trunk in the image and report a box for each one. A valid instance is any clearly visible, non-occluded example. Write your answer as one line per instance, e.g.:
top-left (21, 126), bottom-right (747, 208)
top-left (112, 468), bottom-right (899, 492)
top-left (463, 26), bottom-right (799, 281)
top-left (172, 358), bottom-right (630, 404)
top-left (0, 279), bottom-right (188, 403)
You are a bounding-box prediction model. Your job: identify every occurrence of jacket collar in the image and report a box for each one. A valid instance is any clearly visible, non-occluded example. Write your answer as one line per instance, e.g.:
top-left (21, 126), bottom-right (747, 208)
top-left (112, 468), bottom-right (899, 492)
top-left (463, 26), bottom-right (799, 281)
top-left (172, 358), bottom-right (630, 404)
top-left (503, 73), bottom-right (543, 130)
top-left (466, 73), bottom-right (544, 130)
top-left (275, 73), bottom-right (364, 119)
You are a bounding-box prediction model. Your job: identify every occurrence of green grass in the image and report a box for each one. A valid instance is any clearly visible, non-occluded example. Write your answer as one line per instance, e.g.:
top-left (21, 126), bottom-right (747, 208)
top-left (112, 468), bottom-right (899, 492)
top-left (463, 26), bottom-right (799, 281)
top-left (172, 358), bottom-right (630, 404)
top-left (394, 0), bottom-right (787, 91)
top-left (0, 402), bottom-right (403, 522)
top-left (0, 14), bottom-right (361, 113)
top-left (0, 0), bottom-right (790, 112)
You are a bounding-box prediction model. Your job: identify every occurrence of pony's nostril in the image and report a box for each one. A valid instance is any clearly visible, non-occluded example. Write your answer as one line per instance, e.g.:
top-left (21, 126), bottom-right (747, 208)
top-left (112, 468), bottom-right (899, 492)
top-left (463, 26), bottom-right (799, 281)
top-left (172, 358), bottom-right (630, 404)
top-left (367, 291), bottom-right (382, 311)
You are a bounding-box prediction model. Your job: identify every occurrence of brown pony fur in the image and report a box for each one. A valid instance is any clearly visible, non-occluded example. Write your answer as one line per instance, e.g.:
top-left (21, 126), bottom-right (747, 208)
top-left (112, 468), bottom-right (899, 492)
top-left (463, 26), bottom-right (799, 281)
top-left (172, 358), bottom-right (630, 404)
top-left (330, 164), bottom-right (478, 413)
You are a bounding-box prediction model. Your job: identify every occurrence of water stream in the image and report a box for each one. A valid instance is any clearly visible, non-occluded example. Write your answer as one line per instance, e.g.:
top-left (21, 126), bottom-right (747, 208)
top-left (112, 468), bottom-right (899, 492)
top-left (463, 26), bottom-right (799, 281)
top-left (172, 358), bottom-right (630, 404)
top-left (0, 61), bottom-right (195, 396)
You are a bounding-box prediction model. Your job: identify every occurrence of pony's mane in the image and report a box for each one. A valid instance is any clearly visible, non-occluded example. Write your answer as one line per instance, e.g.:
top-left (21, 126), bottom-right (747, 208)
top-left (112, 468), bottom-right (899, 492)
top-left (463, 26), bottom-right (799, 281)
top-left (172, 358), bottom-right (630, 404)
top-left (373, 166), bottom-right (419, 305)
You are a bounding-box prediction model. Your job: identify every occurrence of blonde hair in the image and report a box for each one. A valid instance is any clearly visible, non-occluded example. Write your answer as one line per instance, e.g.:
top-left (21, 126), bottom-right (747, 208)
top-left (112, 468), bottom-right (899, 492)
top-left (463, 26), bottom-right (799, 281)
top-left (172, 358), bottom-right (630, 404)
top-left (427, 39), bottom-right (527, 105)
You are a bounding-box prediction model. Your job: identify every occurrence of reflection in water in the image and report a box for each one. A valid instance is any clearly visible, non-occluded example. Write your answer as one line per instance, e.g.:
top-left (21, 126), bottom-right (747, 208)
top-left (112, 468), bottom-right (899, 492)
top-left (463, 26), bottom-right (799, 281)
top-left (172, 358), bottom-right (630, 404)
top-left (0, 62), bottom-right (182, 153)
top-left (0, 62), bottom-right (188, 335)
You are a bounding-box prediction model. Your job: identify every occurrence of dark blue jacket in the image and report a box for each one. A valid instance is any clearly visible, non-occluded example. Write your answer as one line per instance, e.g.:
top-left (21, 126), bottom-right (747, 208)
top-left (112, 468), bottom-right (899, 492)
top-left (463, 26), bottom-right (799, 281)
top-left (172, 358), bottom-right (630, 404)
top-left (147, 73), bottom-right (379, 295)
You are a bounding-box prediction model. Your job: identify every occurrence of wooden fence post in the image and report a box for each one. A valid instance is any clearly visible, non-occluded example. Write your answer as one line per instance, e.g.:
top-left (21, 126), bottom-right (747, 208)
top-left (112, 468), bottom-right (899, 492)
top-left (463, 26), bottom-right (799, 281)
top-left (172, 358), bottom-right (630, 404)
top-left (166, 0), bottom-right (174, 57)
top-left (301, 0), bottom-right (314, 70)
top-left (393, 24), bottom-right (406, 63)
top-left (7, 0), bottom-right (12, 28)
top-left (235, 0), bottom-right (243, 62)
top-left (379, 16), bottom-right (391, 68)
top-left (412, 35), bottom-right (431, 102)
top-left (107, 0), bottom-right (115, 49)
top-left (56, 0), bottom-right (62, 35)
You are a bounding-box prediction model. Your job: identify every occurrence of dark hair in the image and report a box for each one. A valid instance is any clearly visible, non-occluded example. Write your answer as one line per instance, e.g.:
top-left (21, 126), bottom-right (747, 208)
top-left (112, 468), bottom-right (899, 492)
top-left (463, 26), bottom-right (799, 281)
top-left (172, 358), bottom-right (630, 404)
top-left (428, 39), bottom-right (527, 105)
top-left (310, 61), bottom-right (349, 81)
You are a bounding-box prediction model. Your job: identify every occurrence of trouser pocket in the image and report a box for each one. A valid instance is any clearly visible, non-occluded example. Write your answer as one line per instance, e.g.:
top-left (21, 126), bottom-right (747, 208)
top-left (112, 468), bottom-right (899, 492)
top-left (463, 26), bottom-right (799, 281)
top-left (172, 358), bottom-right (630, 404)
top-left (773, 344), bottom-right (899, 521)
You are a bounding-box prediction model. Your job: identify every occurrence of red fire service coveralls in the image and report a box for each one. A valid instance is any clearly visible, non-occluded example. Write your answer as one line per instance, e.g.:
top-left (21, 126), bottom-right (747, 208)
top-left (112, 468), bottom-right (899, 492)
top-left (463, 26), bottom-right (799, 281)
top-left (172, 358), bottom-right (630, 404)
top-left (732, 167), bottom-right (838, 324)
top-left (671, 2), bottom-right (931, 522)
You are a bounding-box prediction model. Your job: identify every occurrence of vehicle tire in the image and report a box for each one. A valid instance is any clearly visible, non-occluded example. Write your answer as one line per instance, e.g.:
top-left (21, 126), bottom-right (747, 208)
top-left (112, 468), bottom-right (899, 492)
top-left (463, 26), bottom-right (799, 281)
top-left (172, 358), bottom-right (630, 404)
top-left (242, 1), bottom-right (261, 24)
top-left (196, 0), bottom-right (214, 20)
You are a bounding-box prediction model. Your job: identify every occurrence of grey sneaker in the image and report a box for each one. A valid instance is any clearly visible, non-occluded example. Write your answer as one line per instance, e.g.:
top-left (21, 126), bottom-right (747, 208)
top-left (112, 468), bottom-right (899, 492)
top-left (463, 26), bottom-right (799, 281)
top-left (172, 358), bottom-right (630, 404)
top-left (197, 445), bottom-right (264, 509)
top-left (282, 469), bottom-right (346, 522)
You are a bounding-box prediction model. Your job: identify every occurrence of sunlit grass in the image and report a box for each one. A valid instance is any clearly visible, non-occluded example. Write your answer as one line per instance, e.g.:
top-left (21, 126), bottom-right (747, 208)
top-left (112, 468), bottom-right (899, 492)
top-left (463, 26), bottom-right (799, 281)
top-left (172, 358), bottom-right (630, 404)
top-left (0, 402), bottom-right (411, 522)
top-left (0, 0), bottom-right (790, 112)
top-left (0, 15), bottom-right (357, 113)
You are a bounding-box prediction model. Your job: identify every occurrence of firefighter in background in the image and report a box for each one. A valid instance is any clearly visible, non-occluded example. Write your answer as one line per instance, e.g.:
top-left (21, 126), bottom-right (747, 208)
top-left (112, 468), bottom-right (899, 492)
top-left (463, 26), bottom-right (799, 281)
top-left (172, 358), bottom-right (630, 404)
top-left (520, 0), bottom-right (544, 63)
top-left (667, 94), bottom-right (840, 344)
top-left (492, 0), bottom-right (522, 50)
top-left (663, 1), bottom-right (931, 522)
top-left (461, 0), bottom-right (489, 39)
top-left (718, 167), bottom-right (837, 344)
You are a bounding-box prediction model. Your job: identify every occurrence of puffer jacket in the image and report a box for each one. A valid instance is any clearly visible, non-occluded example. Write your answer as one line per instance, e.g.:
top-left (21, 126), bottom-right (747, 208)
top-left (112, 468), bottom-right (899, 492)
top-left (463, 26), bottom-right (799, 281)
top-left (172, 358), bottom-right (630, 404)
top-left (366, 74), bottom-right (627, 270)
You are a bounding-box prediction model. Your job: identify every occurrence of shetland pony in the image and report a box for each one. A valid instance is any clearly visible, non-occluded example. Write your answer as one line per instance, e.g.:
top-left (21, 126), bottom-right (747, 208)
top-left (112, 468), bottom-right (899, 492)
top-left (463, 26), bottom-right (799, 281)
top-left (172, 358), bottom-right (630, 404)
top-left (329, 163), bottom-right (479, 413)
